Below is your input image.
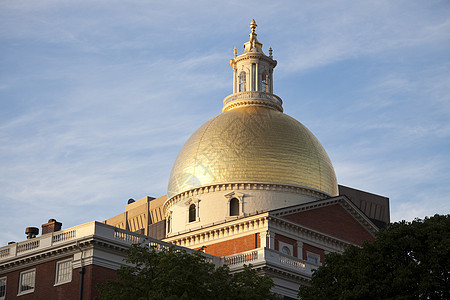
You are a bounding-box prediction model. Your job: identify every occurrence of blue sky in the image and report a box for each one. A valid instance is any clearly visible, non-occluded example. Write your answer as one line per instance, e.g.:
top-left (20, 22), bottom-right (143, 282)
top-left (1, 0), bottom-right (449, 245)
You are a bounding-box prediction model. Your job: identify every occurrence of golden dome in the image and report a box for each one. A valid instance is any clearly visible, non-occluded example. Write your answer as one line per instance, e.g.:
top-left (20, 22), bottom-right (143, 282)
top-left (167, 20), bottom-right (337, 200)
top-left (167, 105), bottom-right (338, 199)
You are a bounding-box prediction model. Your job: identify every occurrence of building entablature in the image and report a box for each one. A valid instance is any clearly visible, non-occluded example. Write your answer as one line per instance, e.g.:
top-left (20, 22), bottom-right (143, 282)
top-left (164, 206), bottom-right (357, 255)
top-left (164, 213), bottom-right (270, 247)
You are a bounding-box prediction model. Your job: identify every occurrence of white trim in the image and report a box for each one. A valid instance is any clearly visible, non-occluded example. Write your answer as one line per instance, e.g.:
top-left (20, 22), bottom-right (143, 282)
top-left (17, 268), bottom-right (35, 296)
top-left (166, 211), bottom-right (173, 234)
top-left (185, 198), bottom-right (200, 224)
top-left (225, 191), bottom-right (244, 217)
top-left (54, 258), bottom-right (73, 286)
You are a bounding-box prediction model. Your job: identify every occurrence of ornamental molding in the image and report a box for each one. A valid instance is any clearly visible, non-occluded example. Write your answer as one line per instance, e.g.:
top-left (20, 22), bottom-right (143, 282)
top-left (0, 240), bottom-right (91, 274)
top-left (224, 191), bottom-right (244, 200)
top-left (223, 99), bottom-right (282, 112)
top-left (232, 54), bottom-right (276, 66)
top-left (164, 182), bottom-right (329, 215)
top-left (222, 91), bottom-right (283, 112)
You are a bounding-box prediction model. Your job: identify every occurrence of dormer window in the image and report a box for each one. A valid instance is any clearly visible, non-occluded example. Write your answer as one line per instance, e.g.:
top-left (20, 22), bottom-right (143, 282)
top-left (239, 71), bottom-right (246, 92)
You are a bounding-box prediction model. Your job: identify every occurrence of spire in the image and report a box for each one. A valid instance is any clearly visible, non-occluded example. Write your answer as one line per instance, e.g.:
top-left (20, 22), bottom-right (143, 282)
top-left (243, 19), bottom-right (264, 54)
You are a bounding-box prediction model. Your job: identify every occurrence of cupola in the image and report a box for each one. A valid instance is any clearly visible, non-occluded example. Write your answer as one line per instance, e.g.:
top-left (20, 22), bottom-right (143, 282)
top-left (224, 20), bottom-right (281, 112)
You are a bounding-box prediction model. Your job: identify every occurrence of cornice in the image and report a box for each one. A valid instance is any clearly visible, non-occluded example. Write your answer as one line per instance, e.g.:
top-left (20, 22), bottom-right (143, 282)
top-left (231, 53), bottom-right (276, 65)
top-left (0, 236), bottom-right (129, 274)
top-left (0, 241), bottom-right (90, 274)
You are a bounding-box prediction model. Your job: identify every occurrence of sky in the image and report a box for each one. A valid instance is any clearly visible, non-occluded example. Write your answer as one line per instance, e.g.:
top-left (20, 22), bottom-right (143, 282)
top-left (0, 0), bottom-right (449, 245)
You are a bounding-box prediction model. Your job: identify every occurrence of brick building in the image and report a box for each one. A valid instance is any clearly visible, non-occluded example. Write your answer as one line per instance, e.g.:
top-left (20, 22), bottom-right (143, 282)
top-left (0, 20), bottom-right (389, 299)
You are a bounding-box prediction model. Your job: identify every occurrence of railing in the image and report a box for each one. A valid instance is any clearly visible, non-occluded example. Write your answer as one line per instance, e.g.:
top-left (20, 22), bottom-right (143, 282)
top-left (17, 240), bottom-right (40, 253)
top-left (0, 222), bottom-right (100, 262)
top-left (114, 230), bottom-right (142, 244)
top-left (222, 91), bottom-right (283, 111)
top-left (223, 248), bottom-right (315, 276)
top-left (223, 91), bottom-right (283, 106)
top-left (280, 254), bottom-right (306, 271)
top-left (0, 248), bottom-right (10, 258)
top-left (0, 221), bottom-right (221, 267)
top-left (1, 221), bottom-right (317, 278)
top-left (224, 250), bottom-right (258, 265)
top-left (53, 230), bottom-right (76, 243)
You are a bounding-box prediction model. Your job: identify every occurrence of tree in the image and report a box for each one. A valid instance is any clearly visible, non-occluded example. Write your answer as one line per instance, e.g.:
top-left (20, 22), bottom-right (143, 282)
top-left (96, 243), bottom-right (276, 300)
top-left (299, 214), bottom-right (449, 300)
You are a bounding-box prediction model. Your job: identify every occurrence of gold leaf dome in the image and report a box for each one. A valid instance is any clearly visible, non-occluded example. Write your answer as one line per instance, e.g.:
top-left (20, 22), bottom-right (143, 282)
top-left (167, 20), bottom-right (338, 200)
top-left (167, 105), bottom-right (338, 199)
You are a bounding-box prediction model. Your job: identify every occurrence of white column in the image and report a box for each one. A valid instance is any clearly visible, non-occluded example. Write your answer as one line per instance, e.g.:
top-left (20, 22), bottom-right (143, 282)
top-left (270, 71), bottom-right (273, 93)
top-left (260, 231), bottom-right (275, 249)
top-left (296, 240), bottom-right (303, 259)
top-left (233, 68), bottom-right (236, 93)
top-left (255, 62), bottom-right (259, 91)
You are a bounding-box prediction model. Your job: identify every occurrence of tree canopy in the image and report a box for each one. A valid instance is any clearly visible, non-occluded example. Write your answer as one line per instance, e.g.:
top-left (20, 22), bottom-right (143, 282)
top-left (299, 214), bottom-right (449, 300)
top-left (96, 243), bottom-right (276, 300)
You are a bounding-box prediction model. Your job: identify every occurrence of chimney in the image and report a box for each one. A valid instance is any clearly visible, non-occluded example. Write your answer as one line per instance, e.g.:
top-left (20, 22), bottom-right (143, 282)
top-left (41, 219), bottom-right (62, 235)
top-left (25, 227), bottom-right (39, 239)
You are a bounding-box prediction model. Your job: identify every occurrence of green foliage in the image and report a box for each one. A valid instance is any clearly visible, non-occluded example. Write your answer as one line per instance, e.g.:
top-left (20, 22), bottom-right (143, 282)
top-left (96, 244), bottom-right (276, 300)
top-left (299, 214), bottom-right (450, 300)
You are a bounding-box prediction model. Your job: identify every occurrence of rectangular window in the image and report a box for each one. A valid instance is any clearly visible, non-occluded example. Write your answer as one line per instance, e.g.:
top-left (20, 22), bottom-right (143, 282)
top-left (0, 277), bottom-right (6, 299)
top-left (18, 269), bottom-right (35, 295)
top-left (307, 252), bottom-right (320, 265)
top-left (55, 259), bottom-right (72, 285)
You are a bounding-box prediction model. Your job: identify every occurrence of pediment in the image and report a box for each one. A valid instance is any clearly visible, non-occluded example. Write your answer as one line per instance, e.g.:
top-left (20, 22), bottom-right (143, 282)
top-left (270, 196), bottom-right (377, 246)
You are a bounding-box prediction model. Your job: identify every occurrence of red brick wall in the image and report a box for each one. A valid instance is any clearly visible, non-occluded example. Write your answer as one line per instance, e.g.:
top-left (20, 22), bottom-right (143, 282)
top-left (274, 234), bottom-right (298, 257)
top-left (282, 204), bottom-right (375, 245)
top-left (1, 258), bottom-right (117, 300)
top-left (201, 233), bottom-right (260, 256)
top-left (83, 264), bottom-right (117, 299)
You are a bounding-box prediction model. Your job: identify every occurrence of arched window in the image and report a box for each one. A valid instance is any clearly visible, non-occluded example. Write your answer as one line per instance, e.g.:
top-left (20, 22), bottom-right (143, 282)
top-left (262, 71), bottom-right (269, 92)
top-left (188, 204), bottom-right (196, 222)
top-left (167, 213), bottom-right (172, 233)
top-left (239, 71), bottom-right (246, 92)
top-left (229, 198), bottom-right (239, 216)
top-left (281, 246), bottom-right (291, 256)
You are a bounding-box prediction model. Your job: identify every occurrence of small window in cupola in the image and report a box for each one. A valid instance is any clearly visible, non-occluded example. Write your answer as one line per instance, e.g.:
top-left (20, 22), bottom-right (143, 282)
top-left (239, 71), bottom-right (246, 92)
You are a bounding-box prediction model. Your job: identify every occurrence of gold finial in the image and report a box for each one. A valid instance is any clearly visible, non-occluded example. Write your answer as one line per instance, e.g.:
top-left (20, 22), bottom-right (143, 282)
top-left (250, 19), bottom-right (257, 34)
top-left (241, 19), bottom-right (264, 55)
top-left (269, 47), bottom-right (273, 57)
top-left (234, 46), bottom-right (237, 58)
